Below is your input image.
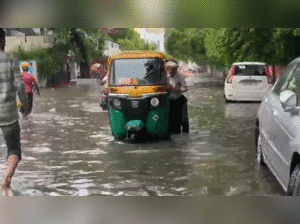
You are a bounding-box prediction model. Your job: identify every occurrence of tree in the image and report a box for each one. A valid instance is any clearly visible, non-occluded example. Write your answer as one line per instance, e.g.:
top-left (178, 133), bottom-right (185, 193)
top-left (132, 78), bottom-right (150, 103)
top-left (108, 28), bottom-right (136, 42)
top-left (191, 29), bottom-right (210, 65)
top-left (108, 28), bottom-right (155, 51)
top-left (165, 28), bottom-right (213, 69)
top-left (203, 28), bottom-right (226, 69)
top-left (165, 29), bottom-right (191, 62)
top-left (52, 28), bottom-right (106, 78)
top-left (222, 28), bottom-right (276, 66)
top-left (166, 28), bottom-right (300, 78)
top-left (221, 28), bottom-right (300, 80)
top-left (11, 28), bottom-right (107, 84)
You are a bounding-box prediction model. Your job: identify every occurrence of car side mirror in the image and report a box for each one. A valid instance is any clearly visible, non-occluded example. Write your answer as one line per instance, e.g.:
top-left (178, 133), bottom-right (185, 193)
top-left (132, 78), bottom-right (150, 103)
top-left (279, 90), bottom-right (298, 112)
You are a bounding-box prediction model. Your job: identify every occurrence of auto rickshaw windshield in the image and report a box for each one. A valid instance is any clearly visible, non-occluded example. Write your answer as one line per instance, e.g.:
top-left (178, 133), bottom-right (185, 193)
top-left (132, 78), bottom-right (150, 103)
top-left (110, 58), bottom-right (165, 86)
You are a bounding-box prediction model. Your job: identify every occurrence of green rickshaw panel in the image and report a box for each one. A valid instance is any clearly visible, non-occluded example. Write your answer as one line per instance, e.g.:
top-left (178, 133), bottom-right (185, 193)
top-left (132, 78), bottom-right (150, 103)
top-left (146, 107), bottom-right (169, 136)
top-left (108, 108), bottom-right (127, 138)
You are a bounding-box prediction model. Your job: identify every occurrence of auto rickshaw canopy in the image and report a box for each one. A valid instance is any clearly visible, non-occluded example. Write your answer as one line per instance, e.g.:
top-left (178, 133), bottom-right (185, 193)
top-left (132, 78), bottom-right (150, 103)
top-left (108, 50), bottom-right (174, 65)
top-left (107, 50), bottom-right (175, 96)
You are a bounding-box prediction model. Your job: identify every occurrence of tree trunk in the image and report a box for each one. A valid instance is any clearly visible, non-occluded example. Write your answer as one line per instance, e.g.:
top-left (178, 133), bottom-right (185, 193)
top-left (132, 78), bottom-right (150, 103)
top-left (72, 29), bottom-right (90, 78)
top-left (207, 66), bottom-right (212, 76)
top-left (80, 61), bottom-right (90, 78)
top-left (272, 64), bottom-right (276, 83)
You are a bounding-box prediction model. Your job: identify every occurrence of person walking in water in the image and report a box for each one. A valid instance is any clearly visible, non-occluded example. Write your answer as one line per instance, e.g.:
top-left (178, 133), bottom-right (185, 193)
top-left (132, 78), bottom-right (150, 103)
top-left (0, 28), bottom-right (29, 196)
top-left (166, 61), bottom-right (189, 134)
top-left (20, 61), bottom-right (40, 114)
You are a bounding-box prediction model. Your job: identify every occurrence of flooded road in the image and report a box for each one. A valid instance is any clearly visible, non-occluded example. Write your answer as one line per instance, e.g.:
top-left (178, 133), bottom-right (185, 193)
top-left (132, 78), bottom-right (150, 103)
top-left (0, 75), bottom-right (285, 196)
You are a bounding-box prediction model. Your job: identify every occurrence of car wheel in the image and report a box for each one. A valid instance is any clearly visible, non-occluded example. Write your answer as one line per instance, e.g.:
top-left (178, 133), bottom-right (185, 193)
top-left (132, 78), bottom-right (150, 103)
top-left (287, 164), bottom-right (300, 196)
top-left (224, 95), bottom-right (231, 103)
top-left (256, 132), bottom-right (266, 166)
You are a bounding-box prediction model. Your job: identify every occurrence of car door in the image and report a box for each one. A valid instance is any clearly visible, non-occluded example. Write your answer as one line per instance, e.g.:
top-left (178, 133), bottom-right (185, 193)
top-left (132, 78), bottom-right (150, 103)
top-left (277, 64), bottom-right (300, 186)
top-left (263, 61), bottom-right (300, 188)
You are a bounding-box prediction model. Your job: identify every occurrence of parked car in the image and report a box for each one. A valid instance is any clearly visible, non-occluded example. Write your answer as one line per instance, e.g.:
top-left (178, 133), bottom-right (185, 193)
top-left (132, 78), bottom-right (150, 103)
top-left (224, 62), bottom-right (273, 102)
top-left (256, 57), bottom-right (300, 196)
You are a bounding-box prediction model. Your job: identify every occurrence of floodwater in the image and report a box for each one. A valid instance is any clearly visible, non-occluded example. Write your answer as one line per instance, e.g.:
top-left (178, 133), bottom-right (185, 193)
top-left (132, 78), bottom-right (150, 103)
top-left (0, 75), bottom-right (285, 196)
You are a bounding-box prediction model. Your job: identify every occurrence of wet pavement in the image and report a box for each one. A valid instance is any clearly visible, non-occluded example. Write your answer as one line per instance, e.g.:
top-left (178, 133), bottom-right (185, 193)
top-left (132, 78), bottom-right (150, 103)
top-left (0, 75), bottom-right (285, 196)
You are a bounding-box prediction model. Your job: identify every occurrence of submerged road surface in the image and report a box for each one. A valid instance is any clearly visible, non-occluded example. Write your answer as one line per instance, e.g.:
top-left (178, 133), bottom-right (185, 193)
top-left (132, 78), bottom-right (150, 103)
top-left (0, 76), bottom-right (285, 196)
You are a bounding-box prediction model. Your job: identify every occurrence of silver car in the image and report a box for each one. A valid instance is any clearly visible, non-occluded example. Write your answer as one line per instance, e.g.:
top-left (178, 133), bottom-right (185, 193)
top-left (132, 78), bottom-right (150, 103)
top-left (256, 57), bottom-right (300, 195)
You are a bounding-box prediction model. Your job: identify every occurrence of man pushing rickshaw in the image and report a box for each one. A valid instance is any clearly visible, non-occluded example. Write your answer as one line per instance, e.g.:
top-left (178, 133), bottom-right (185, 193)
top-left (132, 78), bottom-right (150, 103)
top-left (103, 50), bottom-right (189, 142)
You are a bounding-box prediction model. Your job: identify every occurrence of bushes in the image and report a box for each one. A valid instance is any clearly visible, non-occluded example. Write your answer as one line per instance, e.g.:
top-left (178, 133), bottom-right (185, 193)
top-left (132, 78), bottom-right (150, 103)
top-left (11, 46), bottom-right (67, 86)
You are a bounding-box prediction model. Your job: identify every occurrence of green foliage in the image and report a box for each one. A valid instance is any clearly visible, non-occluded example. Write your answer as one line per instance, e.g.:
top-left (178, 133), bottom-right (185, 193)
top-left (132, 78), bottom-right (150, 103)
top-left (52, 28), bottom-right (105, 62)
top-left (11, 28), bottom-right (107, 85)
top-left (293, 28), bottom-right (300, 36)
top-left (148, 42), bottom-right (157, 50)
top-left (203, 28), bottom-right (226, 69)
top-left (166, 28), bottom-right (300, 70)
top-left (166, 29), bottom-right (192, 62)
top-left (166, 28), bottom-right (215, 66)
top-left (108, 28), bottom-right (157, 51)
top-left (11, 46), bottom-right (61, 85)
top-left (108, 28), bottom-right (136, 42)
top-left (117, 36), bottom-right (145, 50)
top-left (20, 28), bottom-right (106, 82)
top-left (222, 28), bottom-right (275, 67)
top-left (223, 28), bottom-right (300, 67)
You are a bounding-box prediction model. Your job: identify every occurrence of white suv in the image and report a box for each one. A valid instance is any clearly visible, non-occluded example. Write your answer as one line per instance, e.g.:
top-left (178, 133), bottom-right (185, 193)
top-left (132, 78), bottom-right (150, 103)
top-left (224, 62), bottom-right (273, 102)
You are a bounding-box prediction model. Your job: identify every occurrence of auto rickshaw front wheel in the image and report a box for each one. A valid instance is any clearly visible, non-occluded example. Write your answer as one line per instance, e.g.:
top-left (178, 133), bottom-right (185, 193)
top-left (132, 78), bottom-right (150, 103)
top-left (129, 133), bottom-right (137, 143)
top-left (128, 132), bottom-right (143, 143)
top-left (128, 130), bottom-right (148, 143)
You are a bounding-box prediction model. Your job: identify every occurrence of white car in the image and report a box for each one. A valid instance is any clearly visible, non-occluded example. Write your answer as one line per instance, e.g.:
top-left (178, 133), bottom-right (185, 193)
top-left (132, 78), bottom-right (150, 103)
top-left (224, 62), bottom-right (273, 102)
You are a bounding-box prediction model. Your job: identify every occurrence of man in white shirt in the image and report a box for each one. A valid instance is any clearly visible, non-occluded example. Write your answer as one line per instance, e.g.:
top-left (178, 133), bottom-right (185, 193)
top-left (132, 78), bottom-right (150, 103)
top-left (166, 61), bottom-right (189, 134)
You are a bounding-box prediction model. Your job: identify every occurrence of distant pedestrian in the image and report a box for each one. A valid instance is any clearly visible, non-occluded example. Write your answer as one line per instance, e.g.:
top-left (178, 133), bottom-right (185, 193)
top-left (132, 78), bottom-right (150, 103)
top-left (20, 61), bottom-right (40, 114)
top-left (99, 73), bottom-right (108, 110)
top-left (0, 28), bottom-right (29, 196)
top-left (66, 63), bottom-right (71, 81)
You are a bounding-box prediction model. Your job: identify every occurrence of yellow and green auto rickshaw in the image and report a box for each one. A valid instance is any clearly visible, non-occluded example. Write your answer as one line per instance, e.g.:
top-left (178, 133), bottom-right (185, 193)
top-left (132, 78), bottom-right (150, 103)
top-left (106, 50), bottom-right (173, 142)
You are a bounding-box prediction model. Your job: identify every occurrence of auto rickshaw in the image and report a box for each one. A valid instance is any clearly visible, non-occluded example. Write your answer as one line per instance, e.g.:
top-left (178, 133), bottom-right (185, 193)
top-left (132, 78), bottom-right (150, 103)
top-left (106, 51), bottom-right (173, 142)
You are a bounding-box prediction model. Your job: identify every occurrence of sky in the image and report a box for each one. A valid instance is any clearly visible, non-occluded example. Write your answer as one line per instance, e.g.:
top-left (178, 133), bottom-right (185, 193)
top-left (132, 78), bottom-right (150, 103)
top-left (144, 32), bottom-right (165, 52)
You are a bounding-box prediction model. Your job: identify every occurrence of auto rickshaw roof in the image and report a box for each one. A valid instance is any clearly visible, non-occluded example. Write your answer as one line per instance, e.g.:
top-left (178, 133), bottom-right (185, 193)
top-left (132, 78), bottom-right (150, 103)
top-left (108, 50), bottom-right (173, 64)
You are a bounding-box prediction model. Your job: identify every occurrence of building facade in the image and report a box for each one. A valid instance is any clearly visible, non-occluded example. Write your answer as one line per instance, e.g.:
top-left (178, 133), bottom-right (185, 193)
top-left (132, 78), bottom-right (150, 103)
top-left (5, 35), bottom-right (55, 53)
top-left (103, 41), bottom-right (121, 57)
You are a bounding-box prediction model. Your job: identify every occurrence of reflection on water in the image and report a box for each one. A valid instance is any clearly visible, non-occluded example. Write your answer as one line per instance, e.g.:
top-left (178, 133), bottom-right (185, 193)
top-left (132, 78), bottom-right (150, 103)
top-left (0, 75), bottom-right (285, 196)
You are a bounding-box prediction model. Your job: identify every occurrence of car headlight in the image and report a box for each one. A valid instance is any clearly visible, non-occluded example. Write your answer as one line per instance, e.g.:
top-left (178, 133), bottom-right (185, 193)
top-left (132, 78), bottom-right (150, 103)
top-left (150, 97), bottom-right (159, 107)
top-left (113, 99), bottom-right (121, 107)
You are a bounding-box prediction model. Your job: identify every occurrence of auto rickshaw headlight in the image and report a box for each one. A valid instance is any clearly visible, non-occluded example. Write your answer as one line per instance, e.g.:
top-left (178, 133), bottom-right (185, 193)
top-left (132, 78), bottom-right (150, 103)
top-left (113, 99), bottom-right (121, 107)
top-left (150, 98), bottom-right (159, 107)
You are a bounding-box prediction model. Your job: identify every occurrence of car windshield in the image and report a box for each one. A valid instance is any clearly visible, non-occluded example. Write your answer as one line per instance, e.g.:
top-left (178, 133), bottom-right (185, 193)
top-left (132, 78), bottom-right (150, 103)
top-left (110, 58), bottom-right (165, 86)
top-left (234, 64), bottom-right (266, 76)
